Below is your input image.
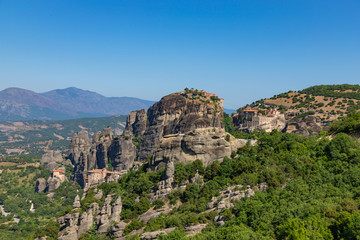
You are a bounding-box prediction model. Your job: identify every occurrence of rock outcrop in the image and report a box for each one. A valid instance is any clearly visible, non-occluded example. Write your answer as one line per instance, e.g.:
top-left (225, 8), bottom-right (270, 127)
top-left (35, 178), bottom-right (46, 193)
top-left (40, 150), bottom-right (67, 171)
top-left (70, 127), bottom-right (136, 187)
top-left (150, 127), bottom-right (247, 171)
top-left (69, 90), bottom-right (227, 188)
top-left (57, 212), bottom-right (80, 240)
top-left (94, 194), bottom-right (122, 233)
top-left (109, 136), bottom-right (137, 171)
top-left (139, 91), bottom-right (224, 161)
top-left (206, 183), bottom-right (267, 211)
top-left (285, 115), bottom-right (328, 136)
top-left (123, 109), bottom-right (147, 137)
top-left (73, 195), bottom-right (81, 209)
top-left (46, 169), bottom-right (67, 192)
top-left (57, 192), bottom-right (123, 239)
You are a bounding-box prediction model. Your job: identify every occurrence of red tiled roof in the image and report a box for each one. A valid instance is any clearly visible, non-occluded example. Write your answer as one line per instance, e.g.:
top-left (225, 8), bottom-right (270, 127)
top-left (52, 170), bottom-right (65, 174)
top-left (243, 109), bottom-right (258, 112)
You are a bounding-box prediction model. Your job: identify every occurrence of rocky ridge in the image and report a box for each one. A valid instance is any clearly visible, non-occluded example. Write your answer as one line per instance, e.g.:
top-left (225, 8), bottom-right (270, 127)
top-left (69, 90), bottom-right (230, 189)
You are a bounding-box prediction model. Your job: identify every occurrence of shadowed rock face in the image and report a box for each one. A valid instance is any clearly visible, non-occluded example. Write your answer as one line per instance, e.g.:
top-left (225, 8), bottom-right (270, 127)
top-left (123, 109), bottom-right (147, 137)
top-left (35, 178), bottom-right (46, 193)
top-left (108, 137), bottom-right (137, 171)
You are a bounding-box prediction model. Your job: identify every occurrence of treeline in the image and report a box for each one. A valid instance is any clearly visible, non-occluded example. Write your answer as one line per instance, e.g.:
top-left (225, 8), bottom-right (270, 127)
top-left (300, 84), bottom-right (360, 100)
top-left (330, 112), bottom-right (360, 134)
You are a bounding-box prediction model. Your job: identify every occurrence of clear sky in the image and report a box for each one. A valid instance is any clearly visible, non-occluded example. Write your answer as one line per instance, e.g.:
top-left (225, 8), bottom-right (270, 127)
top-left (0, 1), bottom-right (359, 109)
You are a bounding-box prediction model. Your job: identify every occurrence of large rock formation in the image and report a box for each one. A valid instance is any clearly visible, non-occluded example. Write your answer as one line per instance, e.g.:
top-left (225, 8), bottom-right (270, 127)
top-left (70, 127), bottom-right (136, 187)
top-left (109, 136), bottom-right (137, 171)
top-left (69, 90), bottom-right (226, 188)
top-left (123, 109), bottom-right (147, 137)
top-left (35, 178), bottom-right (46, 193)
top-left (150, 127), bottom-right (247, 170)
top-left (46, 169), bottom-right (67, 192)
top-left (56, 193), bottom-right (123, 239)
top-left (285, 115), bottom-right (329, 136)
top-left (139, 91), bottom-right (224, 161)
top-left (36, 169), bottom-right (68, 193)
top-left (40, 150), bottom-right (66, 171)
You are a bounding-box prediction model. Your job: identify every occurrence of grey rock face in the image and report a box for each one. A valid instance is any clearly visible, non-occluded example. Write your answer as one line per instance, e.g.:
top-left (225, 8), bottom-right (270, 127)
top-left (96, 194), bottom-right (113, 233)
top-left (41, 150), bottom-right (64, 171)
top-left (57, 212), bottom-right (80, 240)
top-left (78, 202), bottom-right (99, 237)
top-left (150, 127), bottom-right (247, 170)
top-left (185, 224), bottom-right (208, 236)
top-left (94, 189), bottom-right (103, 200)
top-left (139, 92), bottom-right (224, 161)
top-left (123, 109), bottom-right (147, 137)
top-left (73, 195), bottom-right (81, 209)
top-left (96, 194), bottom-right (123, 233)
top-left (70, 127), bottom-right (136, 188)
top-left (140, 227), bottom-right (176, 239)
top-left (109, 136), bottom-right (137, 171)
top-left (285, 115), bottom-right (328, 136)
top-left (70, 128), bottom-right (111, 187)
top-left (35, 178), bottom-right (46, 193)
top-left (138, 206), bottom-right (171, 223)
top-left (112, 196), bottom-right (122, 223)
top-left (57, 193), bottom-right (123, 239)
top-left (111, 221), bottom-right (128, 238)
top-left (69, 91), bottom-right (228, 188)
top-left (206, 183), bottom-right (267, 211)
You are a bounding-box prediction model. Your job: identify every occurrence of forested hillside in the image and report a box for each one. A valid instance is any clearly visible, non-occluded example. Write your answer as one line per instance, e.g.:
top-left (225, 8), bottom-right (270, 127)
top-left (245, 84), bottom-right (360, 120)
top-left (2, 114), bottom-right (360, 239)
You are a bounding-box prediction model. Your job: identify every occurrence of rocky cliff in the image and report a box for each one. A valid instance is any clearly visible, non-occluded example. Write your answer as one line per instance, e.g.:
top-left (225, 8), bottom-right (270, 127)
top-left (69, 127), bottom-right (136, 188)
top-left (150, 127), bottom-right (247, 170)
top-left (69, 90), bottom-right (226, 188)
top-left (284, 115), bottom-right (329, 136)
top-left (139, 91), bottom-right (224, 161)
top-left (57, 192), bottom-right (122, 240)
top-left (40, 150), bottom-right (71, 171)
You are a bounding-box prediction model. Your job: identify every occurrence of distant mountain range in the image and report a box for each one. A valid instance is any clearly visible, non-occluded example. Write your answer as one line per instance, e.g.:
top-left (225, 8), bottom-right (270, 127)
top-left (0, 87), bottom-right (155, 122)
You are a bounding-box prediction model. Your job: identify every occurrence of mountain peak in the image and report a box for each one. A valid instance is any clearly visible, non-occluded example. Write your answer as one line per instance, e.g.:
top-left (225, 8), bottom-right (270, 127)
top-left (0, 87), bottom-right (155, 122)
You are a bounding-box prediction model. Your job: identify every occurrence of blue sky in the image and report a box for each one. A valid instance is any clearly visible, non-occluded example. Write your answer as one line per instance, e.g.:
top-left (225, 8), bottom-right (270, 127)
top-left (0, 1), bottom-right (359, 109)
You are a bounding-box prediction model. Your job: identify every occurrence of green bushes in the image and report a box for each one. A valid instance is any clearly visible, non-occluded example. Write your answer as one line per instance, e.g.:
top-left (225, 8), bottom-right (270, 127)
top-left (124, 219), bottom-right (144, 235)
top-left (173, 160), bottom-right (204, 184)
top-left (33, 221), bottom-right (60, 240)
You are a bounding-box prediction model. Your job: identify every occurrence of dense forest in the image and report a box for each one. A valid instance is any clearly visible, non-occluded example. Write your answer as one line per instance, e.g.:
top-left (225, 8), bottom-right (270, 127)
top-left (2, 113), bottom-right (360, 239)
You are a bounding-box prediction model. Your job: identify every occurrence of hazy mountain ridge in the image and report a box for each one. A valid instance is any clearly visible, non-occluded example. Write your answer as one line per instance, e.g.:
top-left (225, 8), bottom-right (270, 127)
top-left (0, 87), bottom-right (155, 121)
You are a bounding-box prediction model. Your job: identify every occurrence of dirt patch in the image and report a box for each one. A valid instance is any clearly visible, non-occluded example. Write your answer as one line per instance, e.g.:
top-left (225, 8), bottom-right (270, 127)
top-left (0, 162), bottom-right (17, 166)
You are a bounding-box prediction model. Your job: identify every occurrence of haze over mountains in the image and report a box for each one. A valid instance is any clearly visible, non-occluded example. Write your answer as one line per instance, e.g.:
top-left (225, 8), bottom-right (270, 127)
top-left (0, 87), bottom-right (155, 122)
